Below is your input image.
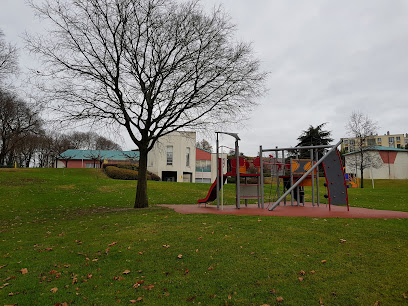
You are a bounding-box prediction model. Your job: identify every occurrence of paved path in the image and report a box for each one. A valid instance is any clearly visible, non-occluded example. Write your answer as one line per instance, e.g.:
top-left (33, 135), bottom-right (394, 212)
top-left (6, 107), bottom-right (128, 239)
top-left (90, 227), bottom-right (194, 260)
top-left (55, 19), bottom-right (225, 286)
top-left (159, 202), bottom-right (408, 219)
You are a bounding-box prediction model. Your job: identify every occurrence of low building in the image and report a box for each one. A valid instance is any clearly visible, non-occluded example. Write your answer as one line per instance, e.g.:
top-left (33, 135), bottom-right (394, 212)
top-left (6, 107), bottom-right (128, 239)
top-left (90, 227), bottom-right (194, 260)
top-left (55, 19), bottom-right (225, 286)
top-left (344, 146), bottom-right (408, 179)
top-left (147, 131), bottom-right (196, 182)
top-left (342, 131), bottom-right (408, 152)
top-left (195, 148), bottom-right (228, 183)
top-left (57, 149), bottom-right (139, 168)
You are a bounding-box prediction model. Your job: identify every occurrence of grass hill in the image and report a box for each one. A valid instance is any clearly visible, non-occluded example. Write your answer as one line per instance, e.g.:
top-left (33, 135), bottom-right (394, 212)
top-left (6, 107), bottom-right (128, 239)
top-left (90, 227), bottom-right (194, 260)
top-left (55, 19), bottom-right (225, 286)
top-left (1, 168), bottom-right (408, 305)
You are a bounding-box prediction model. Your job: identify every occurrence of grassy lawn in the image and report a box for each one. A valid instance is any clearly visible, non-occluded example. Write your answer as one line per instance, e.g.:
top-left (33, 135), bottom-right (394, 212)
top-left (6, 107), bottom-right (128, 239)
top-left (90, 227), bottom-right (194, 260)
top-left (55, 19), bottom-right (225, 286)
top-left (1, 169), bottom-right (408, 305)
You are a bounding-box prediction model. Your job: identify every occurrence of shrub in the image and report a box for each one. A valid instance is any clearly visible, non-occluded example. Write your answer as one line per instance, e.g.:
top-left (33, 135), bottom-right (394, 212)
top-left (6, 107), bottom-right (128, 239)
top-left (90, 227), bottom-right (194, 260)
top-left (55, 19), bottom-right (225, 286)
top-left (104, 166), bottom-right (138, 180)
top-left (149, 172), bottom-right (161, 181)
top-left (104, 165), bottom-right (161, 181)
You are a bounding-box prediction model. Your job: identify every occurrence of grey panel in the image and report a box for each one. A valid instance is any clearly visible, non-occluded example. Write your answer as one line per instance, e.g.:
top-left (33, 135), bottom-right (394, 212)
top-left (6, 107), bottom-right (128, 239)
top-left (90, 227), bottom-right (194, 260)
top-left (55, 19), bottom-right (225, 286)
top-left (322, 150), bottom-right (349, 205)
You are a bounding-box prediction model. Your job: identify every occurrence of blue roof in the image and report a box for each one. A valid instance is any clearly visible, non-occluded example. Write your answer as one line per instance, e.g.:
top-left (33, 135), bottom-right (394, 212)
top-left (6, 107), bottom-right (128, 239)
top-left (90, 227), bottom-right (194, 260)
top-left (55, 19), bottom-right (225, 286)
top-left (59, 149), bottom-right (139, 161)
top-left (344, 146), bottom-right (408, 155)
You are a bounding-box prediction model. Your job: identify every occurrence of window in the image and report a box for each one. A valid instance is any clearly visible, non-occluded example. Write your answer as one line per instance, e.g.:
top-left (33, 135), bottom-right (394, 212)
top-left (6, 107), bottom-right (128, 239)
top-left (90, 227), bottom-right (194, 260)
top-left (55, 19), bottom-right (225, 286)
top-left (196, 160), bottom-right (211, 172)
top-left (350, 139), bottom-right (355, 145)
top-left (397, 144), bottom-right (401, 148)
top-left (377, 138), bottom-right (382, 143)
top-left (389, 137), bottom-right (394, 143)
top-left (396, 136), bottom-right (400, 141)
top-left (186, 147), bottom-right (190, 167)
top-left (367, 138), bottom-right (376, 146)
top-left (166, 146), bottom-right (173, 166)
top-left (344, 139), bottom-right (348, 145)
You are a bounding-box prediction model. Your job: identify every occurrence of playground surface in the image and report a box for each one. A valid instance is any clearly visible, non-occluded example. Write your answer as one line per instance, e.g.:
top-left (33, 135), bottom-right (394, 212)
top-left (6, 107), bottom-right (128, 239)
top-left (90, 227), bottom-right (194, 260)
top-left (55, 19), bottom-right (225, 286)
top-left (160, 202), bottom-right (408, 219)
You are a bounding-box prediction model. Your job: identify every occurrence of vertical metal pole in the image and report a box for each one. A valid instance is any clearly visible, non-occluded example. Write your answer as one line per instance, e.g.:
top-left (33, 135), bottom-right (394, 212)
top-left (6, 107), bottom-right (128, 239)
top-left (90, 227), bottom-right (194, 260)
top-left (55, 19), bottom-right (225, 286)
top-left (282, 150), bottom-right (286, 205)
top-left (296, 153), bottom-right (300, 206)
top-left (311, 149), bottom-right (315, 207)
top-left (276, 147), bottom-right (280, 200)
top-left (290, 157), bottom-right (294, 206)
top-left (315, 149), bottom-right (320, 207)
top-left (236, 140), bottom-right (240, 209)
top-left (259, 146), bottom-right (264, 209)
top-left (216, 134), bottom-right (219, 209)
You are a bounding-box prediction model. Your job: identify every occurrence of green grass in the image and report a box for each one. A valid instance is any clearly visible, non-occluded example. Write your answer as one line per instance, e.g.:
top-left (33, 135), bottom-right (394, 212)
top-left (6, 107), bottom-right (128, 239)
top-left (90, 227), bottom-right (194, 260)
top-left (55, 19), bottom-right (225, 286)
top-left (1, 169), bottom-right (408, 305)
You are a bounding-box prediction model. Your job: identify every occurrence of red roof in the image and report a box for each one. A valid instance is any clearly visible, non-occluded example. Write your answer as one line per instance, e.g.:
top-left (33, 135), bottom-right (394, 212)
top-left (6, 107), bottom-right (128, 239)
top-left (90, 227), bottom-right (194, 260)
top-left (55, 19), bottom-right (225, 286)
top-left (196, 148), bottom-right (211, 160)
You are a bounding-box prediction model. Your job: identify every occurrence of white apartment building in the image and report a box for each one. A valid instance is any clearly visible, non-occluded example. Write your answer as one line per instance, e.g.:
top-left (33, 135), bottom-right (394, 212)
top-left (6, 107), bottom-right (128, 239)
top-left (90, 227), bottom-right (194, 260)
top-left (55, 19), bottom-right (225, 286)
top-left (341, 131), bottom-right (408, 152)
top-left (147, 131), bottom-right (196, 182)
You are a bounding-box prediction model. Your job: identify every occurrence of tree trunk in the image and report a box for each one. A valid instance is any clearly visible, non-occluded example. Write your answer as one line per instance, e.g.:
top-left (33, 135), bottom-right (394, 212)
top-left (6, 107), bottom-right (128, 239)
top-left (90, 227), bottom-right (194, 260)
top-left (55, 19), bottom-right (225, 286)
top-left (360, 151), bottom-right (364, 188)
top-left (134, 147), bottom-right (148, 208)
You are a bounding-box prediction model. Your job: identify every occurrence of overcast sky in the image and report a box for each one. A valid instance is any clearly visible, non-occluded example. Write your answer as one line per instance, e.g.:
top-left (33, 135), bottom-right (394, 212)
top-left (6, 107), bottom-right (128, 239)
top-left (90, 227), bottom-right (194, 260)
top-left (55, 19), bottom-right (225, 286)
top-left (1, 0), bottom-right (408, 155)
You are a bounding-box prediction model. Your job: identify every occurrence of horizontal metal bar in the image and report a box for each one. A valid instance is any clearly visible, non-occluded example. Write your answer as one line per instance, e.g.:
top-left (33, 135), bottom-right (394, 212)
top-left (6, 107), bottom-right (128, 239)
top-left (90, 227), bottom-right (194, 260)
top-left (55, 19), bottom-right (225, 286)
top-left (262, 143), bottom-right (341, 152)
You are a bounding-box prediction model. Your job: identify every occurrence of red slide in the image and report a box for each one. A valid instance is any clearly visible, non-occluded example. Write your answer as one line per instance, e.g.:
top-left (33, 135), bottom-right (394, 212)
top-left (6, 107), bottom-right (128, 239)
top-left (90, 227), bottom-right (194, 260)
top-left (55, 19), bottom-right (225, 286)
top-left (197, 175), bottom-right (228, 204)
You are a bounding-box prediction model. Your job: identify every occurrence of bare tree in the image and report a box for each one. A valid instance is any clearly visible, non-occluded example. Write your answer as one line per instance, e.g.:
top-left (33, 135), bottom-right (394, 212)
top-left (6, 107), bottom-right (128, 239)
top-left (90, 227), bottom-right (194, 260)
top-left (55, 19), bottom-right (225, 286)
top-left (95, 135), bottom-right (122, 150)
top-left (27, 0), bottom-right (267, 208)
top-left (0, 88), bottom-right (42, 166)
top-left (0, 29), bottom-right (18, 81)
top-left (346, 111), bottom-right (379, 188)
top-left (196, 139), bottom-right (213, 152)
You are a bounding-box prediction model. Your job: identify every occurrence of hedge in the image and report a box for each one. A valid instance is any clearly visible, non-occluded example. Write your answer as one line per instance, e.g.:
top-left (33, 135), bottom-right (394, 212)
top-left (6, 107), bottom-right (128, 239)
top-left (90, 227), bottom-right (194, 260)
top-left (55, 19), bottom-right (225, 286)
top-left (105, 166), bottom-right (138, 180)
top-left (104, 165), bottom-right (161, 181)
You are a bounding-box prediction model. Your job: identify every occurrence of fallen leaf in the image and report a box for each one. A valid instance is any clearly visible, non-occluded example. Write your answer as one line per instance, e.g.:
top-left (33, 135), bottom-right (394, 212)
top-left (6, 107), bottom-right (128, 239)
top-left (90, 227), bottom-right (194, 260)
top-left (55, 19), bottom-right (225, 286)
top-left (92, 259), bottom-right (98, 262)
top-left (143, 284), bottom-right (154, 290)
top-left (198, 236), bottom-right (203, 240)
top-left (108, 242), bottom-right (117, 247)
top-left (20, 268), bottom-right (28, 274)
top-left (162, 245), bottom-right (170, 248)
top-left (269, 289), bottom-right (276, 294)
top-left (340, 239), bottom-right (347, 243)
top-left (123, 270), bottom-right (131, 274)
top-left (208, 266), bottom-right (214, 271)
top-left (299, 270), bottom-right (306, 275)
top-left (319, 297), bottom-right (324, 305)
top-left (276, 296), bottom-right (284, 302)
top-left (87, 273), bottom-right (92, 279)
top-left (374, 301), bottom-right (381, 306)
top-left (184, 269), bottom-right (189, 275)
top-left (310, 270), bottom-right (316, 274)
top-left (50, 287), bottom-right (58, 293)
top-left (0, 283), bottom-right (9, 289)
top-left (0, 264), bottom-right (6, 269)
top-left (403, 292), bottom-right (408, 299)
top-left (298, 277), bottom-right (304, 281)
top-left (177, 254), bottom-right (183, 259)
top-left (187, 296), bottom-right (196, 301)
top-left (321, 260), bottom-right (327, 264)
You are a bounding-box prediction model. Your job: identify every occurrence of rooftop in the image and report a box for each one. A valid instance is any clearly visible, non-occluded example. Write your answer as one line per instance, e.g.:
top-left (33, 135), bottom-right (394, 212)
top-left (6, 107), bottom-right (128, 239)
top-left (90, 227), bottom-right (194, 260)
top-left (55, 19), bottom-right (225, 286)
top-left (59, 149), bottom-right (139, 161)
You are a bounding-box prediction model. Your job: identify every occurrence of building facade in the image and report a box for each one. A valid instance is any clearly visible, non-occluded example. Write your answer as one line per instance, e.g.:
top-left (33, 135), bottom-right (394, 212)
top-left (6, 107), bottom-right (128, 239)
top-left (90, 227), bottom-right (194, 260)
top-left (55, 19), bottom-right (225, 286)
top-left (57, 150), bottom-right (139, 168)
top-left (195, 148), bottom-right (228, 183)
top-left (147, 131), bottom-right (196, 182)
top-left (344, 146), bottom-right (408, 179)
top-left (341, 132), bottom-right (408, 153)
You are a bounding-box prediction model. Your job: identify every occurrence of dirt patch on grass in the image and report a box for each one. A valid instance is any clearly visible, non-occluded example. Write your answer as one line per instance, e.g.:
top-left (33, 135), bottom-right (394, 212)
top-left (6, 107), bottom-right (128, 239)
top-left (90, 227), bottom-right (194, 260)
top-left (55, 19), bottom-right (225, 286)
top-left (0, 178), bottom-right (47, 186)
top-left (58, 184), bottom-right (76, 190)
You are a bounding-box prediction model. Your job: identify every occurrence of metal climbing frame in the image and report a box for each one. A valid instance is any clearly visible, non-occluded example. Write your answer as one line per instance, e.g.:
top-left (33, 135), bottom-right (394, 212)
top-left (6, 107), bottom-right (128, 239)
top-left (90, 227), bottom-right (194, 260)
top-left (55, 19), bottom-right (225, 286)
top-left (259, 140), bottom-right (348, 211)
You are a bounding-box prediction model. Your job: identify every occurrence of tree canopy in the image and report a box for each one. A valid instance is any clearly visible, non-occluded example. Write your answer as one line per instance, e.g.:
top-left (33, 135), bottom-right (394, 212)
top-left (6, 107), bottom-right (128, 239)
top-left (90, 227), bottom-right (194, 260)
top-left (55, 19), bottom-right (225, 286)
top-left (27, 0), bottom-right (267, 207)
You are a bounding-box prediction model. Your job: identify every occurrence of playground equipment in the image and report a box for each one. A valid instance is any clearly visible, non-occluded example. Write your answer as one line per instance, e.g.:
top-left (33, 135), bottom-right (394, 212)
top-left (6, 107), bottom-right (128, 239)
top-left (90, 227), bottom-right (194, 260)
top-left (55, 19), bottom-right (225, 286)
top-left (345, 173), bottom-right (360, 188)
top-left (260, 140), bottom-right (349, 211)
top-left (198, 135), bottom-right (349, 212)
top-left (197, 132), bottom-right (262, 209)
